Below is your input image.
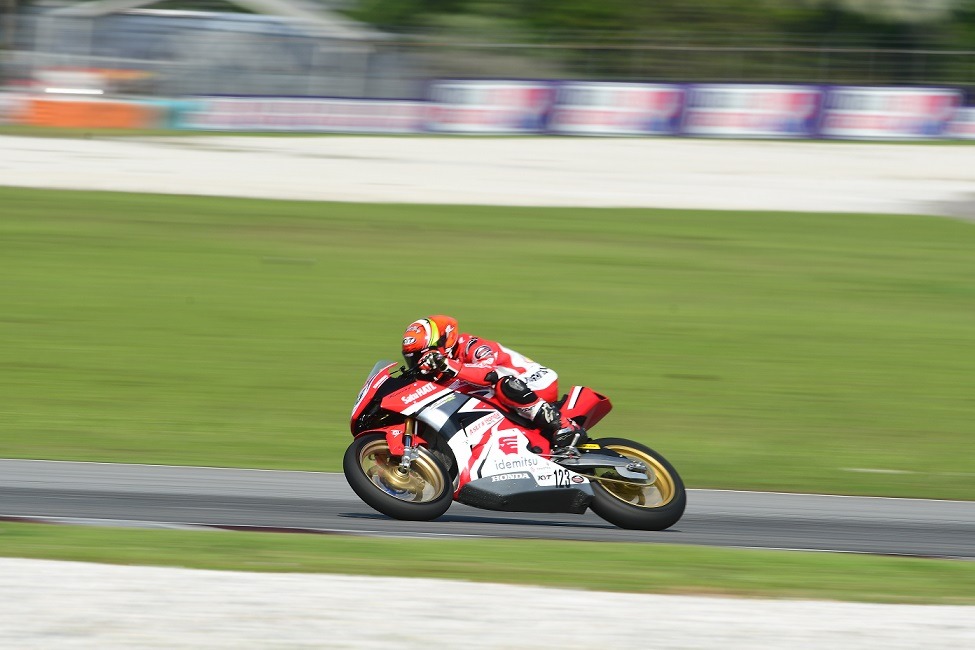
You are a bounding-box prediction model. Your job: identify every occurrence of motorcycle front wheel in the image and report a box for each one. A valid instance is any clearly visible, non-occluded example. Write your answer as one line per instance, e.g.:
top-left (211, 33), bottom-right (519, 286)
top-left (587, 437), bottom-right (686, 531)
top-left (343, 433), bottom-right (453, 521)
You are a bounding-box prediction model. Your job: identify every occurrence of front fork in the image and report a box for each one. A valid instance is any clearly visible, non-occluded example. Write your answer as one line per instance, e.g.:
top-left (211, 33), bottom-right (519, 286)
top-left (398, 417), bottom-right (420, 472)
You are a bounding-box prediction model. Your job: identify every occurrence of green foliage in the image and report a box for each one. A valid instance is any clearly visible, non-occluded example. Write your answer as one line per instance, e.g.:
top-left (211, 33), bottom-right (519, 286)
top-left (344, 0), bottom-right (975, 48)
top-left (348, 0), bottom-right (467, 29)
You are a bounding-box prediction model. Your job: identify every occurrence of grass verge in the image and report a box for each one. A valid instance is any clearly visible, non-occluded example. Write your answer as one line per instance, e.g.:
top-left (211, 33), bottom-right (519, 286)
top-left (1, 187), bottom-right (974, 498)
top-left (2, 522), bottom-right (973, 604)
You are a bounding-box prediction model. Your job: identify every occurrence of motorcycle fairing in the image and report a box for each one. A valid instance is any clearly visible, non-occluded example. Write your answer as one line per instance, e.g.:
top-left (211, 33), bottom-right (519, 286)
top-left (382, 381), bottom-right (594, 504)
top-left (455, 423), bottom-right (594, 513)
top-left (352, 424), bottom-right (429, 457)
top-left (561, 386), bottom-right (613, 429)
top-left (456, 473), bottom-right (593, 514)
top-left (350, 361), bottom-right (399, 433)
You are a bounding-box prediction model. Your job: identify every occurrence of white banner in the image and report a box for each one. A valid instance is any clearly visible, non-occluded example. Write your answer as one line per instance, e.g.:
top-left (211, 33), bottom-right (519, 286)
top-left (177, 97), bottom-right (427, 133)
top-left (682, 84), bottom-right (822, 138)
top-left (820, 87), bottom-right (961, 139)
top-left (0, 92), bottom-right (27, 124)
top-left (946, 106), bottom-right (975, 140)
top-left (548, 82), bottom-right (684, 136)
top-left (426, 80), bottom-right (554, 134)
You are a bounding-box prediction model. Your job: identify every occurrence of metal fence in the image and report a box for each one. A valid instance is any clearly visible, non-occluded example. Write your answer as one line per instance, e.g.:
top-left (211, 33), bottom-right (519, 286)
top-left (408, 38), bottom-right (975, 97)
top-left (4, 11), bottom-right (974, 100)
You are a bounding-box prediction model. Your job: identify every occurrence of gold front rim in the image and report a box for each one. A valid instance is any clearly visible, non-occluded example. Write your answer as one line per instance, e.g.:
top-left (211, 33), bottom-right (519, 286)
top-left (595, 444), bottom-right (677, 509)
top-left (358, 439), bottom-right (446, 503)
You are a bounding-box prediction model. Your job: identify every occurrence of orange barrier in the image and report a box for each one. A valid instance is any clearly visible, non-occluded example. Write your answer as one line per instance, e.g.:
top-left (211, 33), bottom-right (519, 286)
top-left (23, 97), bottom-right (161, 129)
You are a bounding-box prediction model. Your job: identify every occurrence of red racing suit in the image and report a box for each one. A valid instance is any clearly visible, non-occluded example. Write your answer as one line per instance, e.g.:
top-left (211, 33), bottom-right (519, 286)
top-left (441, 333), bottom-right (560, 406)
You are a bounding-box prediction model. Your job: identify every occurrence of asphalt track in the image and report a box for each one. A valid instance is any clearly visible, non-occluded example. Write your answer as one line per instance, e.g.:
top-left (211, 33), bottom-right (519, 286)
top-left (1, 459), bottom-right (973, 559)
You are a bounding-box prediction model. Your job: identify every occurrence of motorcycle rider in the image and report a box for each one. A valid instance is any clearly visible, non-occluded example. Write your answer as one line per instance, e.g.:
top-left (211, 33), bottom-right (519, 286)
top-left (401, 314), bottom-right (587, 451)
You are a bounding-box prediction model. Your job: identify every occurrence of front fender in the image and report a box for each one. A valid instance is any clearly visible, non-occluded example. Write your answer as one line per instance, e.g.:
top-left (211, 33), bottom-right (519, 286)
top-left (353, 426), bottom-right (428, 457)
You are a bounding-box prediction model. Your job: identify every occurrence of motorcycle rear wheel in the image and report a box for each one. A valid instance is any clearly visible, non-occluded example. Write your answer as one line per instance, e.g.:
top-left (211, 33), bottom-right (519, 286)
top-left (587, 437), bottom-right (686, 531)
top-left (343, 433), bottom-right (453, 521)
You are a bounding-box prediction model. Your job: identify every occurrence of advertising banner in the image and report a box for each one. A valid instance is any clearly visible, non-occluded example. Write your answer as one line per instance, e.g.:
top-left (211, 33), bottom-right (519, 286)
top-left (946, 106), bottom-right (975, 140)
top-left (681, 84), bottom-right (822, 138)
top-left (426, 80), bottom-right (554, 133)
top-left (820, 87), bottom-right (962, 139)
top-left (175, 97), bottom-right (427, 132)
top-left (547, 82), bottom-right (684, 136)
top-left (21, 96), bottom-right (162, 129)
top-left (0, 92), bottom-right (27, 124)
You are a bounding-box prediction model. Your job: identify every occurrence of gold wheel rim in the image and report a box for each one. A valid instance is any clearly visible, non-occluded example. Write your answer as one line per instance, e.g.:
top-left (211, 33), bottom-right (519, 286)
top-left (358, 439), bottom-right (446, 503)
top-left (596, 444), bottom-right (677, 509)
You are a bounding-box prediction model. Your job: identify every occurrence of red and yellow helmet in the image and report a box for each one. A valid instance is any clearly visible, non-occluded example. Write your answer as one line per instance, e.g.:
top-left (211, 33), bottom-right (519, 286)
top-left (402, 314), bottom-right (459, 367)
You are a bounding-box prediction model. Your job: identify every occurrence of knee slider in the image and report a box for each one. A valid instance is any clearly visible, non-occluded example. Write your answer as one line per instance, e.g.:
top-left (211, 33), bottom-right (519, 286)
top-left (497, 376), bottom-right (535, 405)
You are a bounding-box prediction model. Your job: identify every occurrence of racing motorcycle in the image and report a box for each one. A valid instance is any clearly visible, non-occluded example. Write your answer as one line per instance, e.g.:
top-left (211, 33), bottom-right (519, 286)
top-left (344, 360), bottom-right (686, 530)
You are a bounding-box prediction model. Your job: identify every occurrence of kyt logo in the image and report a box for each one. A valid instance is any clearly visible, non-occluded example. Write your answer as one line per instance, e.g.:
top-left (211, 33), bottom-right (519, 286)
top-left (498, 436), bottom-right (519, 455)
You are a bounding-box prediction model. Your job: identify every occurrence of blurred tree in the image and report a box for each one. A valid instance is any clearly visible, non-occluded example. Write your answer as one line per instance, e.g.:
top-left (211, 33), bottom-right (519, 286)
top-left (342, 0), bottom-right (975, 48)
top-left (804, 0), bottom-right (959, 23)
top-left (340, 0), bottom-right (975, 84)
top-left (1, 0), bottom-right (17, 51)
top-left (348, 0), bottom-right (466, 29)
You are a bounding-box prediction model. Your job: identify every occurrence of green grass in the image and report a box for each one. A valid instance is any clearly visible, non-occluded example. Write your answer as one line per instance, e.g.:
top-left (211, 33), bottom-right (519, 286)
top-left (2, 187), bottom-right (974, 499)
top-left (2, 522), bottom-right (972, 604)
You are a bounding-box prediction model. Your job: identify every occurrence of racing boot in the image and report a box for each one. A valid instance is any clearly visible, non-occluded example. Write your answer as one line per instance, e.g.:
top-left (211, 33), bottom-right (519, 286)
top-left (551, 421), bottom-right (588, 451)
top-left (531, 401), bottom-right (588, 452)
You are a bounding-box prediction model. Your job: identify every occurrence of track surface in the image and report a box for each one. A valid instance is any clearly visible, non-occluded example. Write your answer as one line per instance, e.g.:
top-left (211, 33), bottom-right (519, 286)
top-left (2, 459), bottom-right (973, 558)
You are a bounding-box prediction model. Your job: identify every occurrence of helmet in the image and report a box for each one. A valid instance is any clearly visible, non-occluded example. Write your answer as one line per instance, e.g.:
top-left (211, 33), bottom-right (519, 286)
top-left (402, 314), bottom-right (459, 368)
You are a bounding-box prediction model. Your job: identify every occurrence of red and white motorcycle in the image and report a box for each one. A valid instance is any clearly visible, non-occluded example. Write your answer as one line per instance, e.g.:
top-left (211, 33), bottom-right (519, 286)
top-left (345, 360), bottom-right (686, 530)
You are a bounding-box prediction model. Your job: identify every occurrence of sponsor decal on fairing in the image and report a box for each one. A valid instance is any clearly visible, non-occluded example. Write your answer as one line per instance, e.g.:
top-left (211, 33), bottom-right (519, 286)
top-left (398, 385), bottom-right (453, 416)
top-left (493, 456), bottom-right (540, 471)
top-left (401, 383), bottom-right (437, 404)
top-left (498, 435), bottom-right (520, 455)
top-left (464, 411), bottom-right (505, 440)
top-left (490, 472), bottom-right (531, 482)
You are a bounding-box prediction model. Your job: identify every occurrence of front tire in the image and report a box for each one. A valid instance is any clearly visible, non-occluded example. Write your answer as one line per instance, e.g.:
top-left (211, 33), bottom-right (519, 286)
top-left (587, 437), bottom-right (686, 531)
top-left (343, 433), bottom-right (453, 521)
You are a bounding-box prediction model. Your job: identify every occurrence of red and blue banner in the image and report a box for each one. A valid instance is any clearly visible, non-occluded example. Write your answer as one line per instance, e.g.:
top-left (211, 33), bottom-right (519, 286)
top-left (425, 80), bottom-right (554, 134)
top-left (945, 107), bottom-right (975, 140)
top-left (681, 84), bottom-right (822, 138)
top-left (819, 87), bottom-right (962, 139)
top-left (547, 82), bottom-right (684, 136)
top-left (5, 79), bottom-right (972, 141)
top-left (174, 97), bottom-right (427, 133)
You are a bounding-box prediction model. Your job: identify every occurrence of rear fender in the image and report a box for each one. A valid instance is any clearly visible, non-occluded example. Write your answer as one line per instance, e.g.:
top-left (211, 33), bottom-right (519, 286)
top-left (353, 426), bottom-right (428, 457)
top-left (561, 386), bottom-right (613, 429)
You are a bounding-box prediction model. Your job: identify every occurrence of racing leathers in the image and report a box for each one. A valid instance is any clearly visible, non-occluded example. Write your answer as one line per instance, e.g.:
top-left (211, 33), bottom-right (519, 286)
top-left (417, 333), bottom-right (586, 450)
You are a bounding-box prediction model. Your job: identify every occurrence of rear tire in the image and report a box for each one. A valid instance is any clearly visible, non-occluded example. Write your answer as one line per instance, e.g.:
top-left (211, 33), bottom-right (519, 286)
top-left (343, 433), bottom-right (453, 521)
top-left (587, 437), bottom-right (686, 531)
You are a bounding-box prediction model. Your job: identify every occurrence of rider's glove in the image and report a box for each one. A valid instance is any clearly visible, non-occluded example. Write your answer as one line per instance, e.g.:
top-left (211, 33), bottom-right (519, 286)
top-left (417, 350), bottom-right (447, 376)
